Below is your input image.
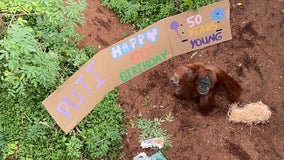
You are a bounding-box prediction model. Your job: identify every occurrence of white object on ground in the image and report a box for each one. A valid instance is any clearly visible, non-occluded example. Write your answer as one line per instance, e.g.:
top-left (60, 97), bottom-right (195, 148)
top-left (141, 137), bottom-right (165, 149)
top-left (133, 152), bottom-right (150, 160)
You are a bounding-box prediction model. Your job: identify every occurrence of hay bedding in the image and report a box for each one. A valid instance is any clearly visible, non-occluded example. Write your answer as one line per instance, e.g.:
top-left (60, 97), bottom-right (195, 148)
top-left (227, 101), bottom-right (272, 124)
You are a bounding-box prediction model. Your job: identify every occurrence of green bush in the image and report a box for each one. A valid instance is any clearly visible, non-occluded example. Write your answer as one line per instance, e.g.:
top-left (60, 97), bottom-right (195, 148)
top-left (102, 0), bottom-right (177, 29)
top-left (102, 0), bottom-right (217, 29)
top-left (0, 0), bottom-right (124, 159)
top-left (179, 0), bottom-right (217, 11)
top-left (79, 90), bottom-right (125, 159)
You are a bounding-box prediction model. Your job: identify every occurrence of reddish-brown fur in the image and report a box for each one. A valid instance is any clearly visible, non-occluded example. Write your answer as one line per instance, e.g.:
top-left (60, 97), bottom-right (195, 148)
top-left (169, 62), bottom-right (242, 113)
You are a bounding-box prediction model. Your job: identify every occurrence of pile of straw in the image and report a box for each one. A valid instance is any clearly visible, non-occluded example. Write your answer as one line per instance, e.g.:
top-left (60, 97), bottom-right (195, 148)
top-left (227, 101), bottom-right (272, 124)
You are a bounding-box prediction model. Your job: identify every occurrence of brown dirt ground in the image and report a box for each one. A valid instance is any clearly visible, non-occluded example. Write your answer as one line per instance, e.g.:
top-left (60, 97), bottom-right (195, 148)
top-left (76, 0), bottom-right (284, 159)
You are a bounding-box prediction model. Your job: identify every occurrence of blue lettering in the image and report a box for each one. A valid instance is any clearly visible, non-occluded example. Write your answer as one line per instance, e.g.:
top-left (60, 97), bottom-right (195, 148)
top-left (110, 26), bottom-right (159, 59)
top-left (111, 45), bottom-right (123, 59)
top-left (146, 26), bottom-right (158, 43)
top-left (122, 42), bottom-right (131, 54)
top-left (138, 34), bottom-right (145, 46)
top-left (129, 37), bottom-right (137, 50)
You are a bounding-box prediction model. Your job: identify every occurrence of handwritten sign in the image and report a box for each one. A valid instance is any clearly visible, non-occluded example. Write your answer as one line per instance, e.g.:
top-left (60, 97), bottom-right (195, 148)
top-left (43, 0), bottom-right (231, 134)
top-left (166, 1), bottom-right (231, 55)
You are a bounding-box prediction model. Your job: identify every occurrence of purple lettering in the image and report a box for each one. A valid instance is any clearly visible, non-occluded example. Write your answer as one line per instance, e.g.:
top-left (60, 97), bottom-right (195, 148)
top-left (75, 74), bottom-right (92, 94)
top-left (215, 31), bottom-right (222, 40)
top-left (56, 101), bottom-right (71, 118)
top-left (190, 32), bottom-right (223, 49)
top-left (206, 34), bottom-right (216, 43)
top-left (190, 40), bottom-right (196, 49)
top-left (85, 60), bottom-right (107, 89)
top-left (196, 39), bottom-right (202, 47)
top-left (63, 89), bottom-right (85, 109)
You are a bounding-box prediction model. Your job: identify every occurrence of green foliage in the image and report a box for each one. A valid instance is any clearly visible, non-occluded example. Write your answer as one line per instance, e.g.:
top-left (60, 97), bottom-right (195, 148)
top-left (78, 90), bottom-right (125, 159)
top-left (102, 0), bottom-right (216, 29)
top-left (0, 90), bottom-right (124, 159)
top-left (165, 112), bottom-right (174, 122)
top-left (65, 135), bottom-right (84, 159)
top-left (179, 0), bottom-right (217, 11)
top-left (0, 24), bottom-right (59, 101)
top-left (137, 115), bottom-right (172, 150)
top-left (142, 96), bottom-right (151, 106)
top-left (0, 0), bottom-right (124, 159)
top-left (102, 0), bottom-right (177, 29)
top-left (0, 0), bottom-right (89, 104)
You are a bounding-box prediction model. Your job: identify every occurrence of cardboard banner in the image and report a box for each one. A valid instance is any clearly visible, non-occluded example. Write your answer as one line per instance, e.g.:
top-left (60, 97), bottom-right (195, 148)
top-left (42, 0), bottom-right (231, 134)
top-left (166, 0), bottom-right (231, 55)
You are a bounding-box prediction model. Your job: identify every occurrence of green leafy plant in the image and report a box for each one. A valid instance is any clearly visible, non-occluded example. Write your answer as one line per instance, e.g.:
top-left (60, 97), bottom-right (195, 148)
top-left (165, 112), bottom-right (174, 122)
top-left (78, 89), bottom-right (125, 159)
top-left (102, 0), bottom-right (216, 29)
top-left (137, 115), bottom-right (172, 150)
top-left (0, 0), bottom-right (124, 159)
top-left (142, 96), bottom-right (151, 106)
top-left (179, 0), bottom-right (217, 11)
top-left (102, 0), bottom-right (177, 29)
top-left (65, 135), bottom-right (84, 159)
